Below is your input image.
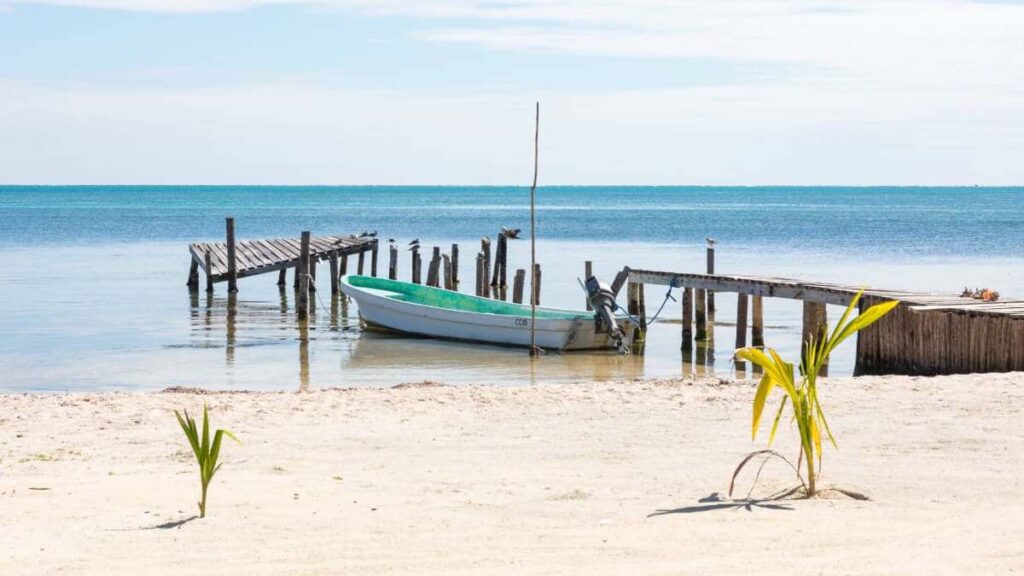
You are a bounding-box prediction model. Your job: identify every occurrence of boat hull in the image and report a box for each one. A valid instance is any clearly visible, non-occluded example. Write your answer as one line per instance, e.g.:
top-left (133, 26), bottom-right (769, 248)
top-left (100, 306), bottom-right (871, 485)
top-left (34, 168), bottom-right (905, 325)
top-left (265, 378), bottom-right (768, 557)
top-left (340, 275), bottom-right (633, 351)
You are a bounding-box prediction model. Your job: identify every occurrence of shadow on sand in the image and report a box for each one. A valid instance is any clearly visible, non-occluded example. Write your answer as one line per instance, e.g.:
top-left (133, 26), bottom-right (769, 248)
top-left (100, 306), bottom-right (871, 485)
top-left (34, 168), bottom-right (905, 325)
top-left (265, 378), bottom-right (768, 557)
top-left (648, 487), bottom-right (802, 516)
top-left (140, 515), bottom-right (200, 530)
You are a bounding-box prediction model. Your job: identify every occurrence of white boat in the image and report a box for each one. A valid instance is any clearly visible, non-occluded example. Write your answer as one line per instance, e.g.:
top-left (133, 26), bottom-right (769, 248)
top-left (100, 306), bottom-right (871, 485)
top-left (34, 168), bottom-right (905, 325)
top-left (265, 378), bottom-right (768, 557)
top-left (340, 275), bottom-right (635, 351)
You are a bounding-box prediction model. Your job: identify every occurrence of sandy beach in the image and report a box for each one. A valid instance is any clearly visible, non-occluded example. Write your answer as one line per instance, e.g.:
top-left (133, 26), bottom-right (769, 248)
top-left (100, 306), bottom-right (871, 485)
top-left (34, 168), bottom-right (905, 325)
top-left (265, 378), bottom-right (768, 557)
top-left (2, 372), bottom-right (1022, 575)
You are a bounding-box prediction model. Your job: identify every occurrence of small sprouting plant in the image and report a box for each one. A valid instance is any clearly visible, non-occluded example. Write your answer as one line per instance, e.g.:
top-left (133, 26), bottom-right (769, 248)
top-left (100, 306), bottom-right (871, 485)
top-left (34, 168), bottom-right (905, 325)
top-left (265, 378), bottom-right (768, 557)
top-left (175, 405), bottom-right (240, 518)
top-left (732, 290), bottom-right (898, 497)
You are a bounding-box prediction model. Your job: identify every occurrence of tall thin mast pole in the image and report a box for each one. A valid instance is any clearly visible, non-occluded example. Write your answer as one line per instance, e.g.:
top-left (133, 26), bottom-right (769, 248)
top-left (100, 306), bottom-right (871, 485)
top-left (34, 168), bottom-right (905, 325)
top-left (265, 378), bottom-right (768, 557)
top-left (529, 102), bottom-right (540, 356)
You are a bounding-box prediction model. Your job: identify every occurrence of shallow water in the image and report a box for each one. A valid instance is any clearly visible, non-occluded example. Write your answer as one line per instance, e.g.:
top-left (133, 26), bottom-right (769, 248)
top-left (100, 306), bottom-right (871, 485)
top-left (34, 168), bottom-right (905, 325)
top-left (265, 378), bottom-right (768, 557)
top-left (1, 186), bottom-right (1022, 392)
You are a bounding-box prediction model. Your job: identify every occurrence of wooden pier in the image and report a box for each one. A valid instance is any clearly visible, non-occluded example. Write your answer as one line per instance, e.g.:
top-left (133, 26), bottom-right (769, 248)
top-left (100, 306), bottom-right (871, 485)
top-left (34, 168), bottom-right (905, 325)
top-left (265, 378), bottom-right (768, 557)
top-left (627, 268), bottom-right (1024, 376)
top-left (186, 218), bottom-right (378, 293)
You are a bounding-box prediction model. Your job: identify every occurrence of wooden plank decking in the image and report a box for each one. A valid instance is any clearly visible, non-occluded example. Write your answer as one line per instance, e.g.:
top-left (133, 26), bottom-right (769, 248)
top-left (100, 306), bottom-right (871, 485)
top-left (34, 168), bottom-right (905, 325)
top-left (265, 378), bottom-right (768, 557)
top-left (189, 234), bottom-right (377, 282)
top-left (627, 267), bottom-right (1024, 375)
top-left (627, 268), bottom-right (1024, 318)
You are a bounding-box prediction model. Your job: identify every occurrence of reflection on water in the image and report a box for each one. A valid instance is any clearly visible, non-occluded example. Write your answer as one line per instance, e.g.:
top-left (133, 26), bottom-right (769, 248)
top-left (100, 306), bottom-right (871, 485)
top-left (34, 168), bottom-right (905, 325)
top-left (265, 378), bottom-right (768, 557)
top-left (181, 280), bottom-right (776, 391)
top-left (5, 238), bottom-right (1019, 392)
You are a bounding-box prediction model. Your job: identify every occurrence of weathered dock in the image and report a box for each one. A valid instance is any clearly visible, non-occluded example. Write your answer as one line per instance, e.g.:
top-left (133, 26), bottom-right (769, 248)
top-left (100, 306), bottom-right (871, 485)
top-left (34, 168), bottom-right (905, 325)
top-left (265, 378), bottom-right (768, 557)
top-left (186, 218), bottom-right (378, 293)
top-left (627, 268), bottom-right (1024, 376)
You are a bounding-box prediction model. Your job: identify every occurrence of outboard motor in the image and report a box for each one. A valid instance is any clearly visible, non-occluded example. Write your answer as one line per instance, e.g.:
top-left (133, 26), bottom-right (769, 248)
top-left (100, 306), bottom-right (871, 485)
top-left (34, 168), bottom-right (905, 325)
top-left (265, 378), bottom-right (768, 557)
top-left (585, 276), bottom-right (628, 353)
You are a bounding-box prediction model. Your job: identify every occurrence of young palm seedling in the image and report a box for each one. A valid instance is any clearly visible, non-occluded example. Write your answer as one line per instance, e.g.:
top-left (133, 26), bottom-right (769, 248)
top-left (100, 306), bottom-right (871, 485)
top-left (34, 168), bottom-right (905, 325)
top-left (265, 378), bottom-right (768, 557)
top-left (732, 290), bottom-right (898, 497)
top-left (175, 405), bottom-right (241, 518)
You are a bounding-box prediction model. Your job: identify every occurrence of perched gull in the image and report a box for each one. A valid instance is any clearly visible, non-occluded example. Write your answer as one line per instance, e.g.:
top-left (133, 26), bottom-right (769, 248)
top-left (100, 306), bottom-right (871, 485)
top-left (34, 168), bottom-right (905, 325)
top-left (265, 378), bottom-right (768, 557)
top-left (408, 238), bottom-right (419, 245)
top-left (501, 227), bottom-right (523, 239)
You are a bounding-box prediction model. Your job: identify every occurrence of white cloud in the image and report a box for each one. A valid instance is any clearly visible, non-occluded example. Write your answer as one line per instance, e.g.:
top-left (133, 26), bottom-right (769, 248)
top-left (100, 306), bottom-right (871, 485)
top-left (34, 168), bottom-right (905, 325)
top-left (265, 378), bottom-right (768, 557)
top-left (1, 1), bottom-right (1022, 183)
top-left (2, 78), bottom-right (1021, 185)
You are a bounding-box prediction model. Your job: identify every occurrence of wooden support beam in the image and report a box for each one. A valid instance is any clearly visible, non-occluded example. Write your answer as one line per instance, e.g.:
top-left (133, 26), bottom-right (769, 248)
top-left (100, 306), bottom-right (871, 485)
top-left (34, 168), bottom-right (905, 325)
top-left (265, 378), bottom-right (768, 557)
top-left (706, 239), bottom-right (715, 313)
top-left (627, 281), bottom-right (646, 352)
top-left (681, 287), bottom-right (693, 351)
top-left (802, 301), bottom-right (828, 375)
top-left (388, 244), bottom-right (398, 280)
top-left (357, 250), bottom-right (365, 275)
top-left (341, 254), bottom-right (348, 277)
top-left (736, 294), bottom-right (749, 349)
top-left (584, 261), bottom-right (593, 310)
top-left (451, 244), bottom-right (459, 290)
top-left (226, 217), bottom-right (238, 292)
top-left (204, 251), bottom-right (214, 293)
top-left (187, 259), bottom-right (199, 289)
top-left (531, 263), bottom-right (542, 306)
top-left (297, 231), bottom-right (310, 319)
top-left (370, 241), bottom-right (378, 277)
top-left (277, 269), bottom-right (287, 286)
top-left (426, 247), bottom-right (441, 287)
top-left (411, 247), bottom-right (421, 284)
top-left (475, 252), bottom-right (484, 296)
top-left (443, 254), bottom-right (453, 290)
top-left (695, 289), bottom-right (708, 342)
top-left (329, 253), bottom-right (339, 294)
top-left (752, 295), bottom-right (764, 347)
top-left (309, 253), bottom-right (317, 292)
top-left (512, 268), bottom-right (526, 304)
top-left (481, 238), bottom-right (491, 298)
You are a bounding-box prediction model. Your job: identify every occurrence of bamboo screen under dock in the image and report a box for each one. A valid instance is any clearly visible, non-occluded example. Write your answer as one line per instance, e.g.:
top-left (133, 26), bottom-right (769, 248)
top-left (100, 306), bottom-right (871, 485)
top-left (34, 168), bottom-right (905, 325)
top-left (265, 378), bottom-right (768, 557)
top-left (628, 268), bottom-right (1024, 376)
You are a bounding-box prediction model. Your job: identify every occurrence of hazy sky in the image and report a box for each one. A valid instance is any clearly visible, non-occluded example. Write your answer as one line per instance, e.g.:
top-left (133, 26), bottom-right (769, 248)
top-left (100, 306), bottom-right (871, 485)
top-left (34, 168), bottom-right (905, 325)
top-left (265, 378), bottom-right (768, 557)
top-left (1, 0), bottom-right (1022, 185)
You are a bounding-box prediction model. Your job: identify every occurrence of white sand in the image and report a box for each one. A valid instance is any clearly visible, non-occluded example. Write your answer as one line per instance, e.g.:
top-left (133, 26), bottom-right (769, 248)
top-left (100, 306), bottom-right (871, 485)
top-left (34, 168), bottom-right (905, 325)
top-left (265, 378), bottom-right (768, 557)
top-left (2, 373), bottom-right (1023, 575)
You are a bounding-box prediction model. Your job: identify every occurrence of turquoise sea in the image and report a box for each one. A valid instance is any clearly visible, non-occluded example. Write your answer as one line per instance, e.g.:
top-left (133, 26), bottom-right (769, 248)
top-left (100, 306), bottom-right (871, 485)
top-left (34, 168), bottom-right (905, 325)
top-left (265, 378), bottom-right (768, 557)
top-left (1, 186), bottom-right (1022, 392)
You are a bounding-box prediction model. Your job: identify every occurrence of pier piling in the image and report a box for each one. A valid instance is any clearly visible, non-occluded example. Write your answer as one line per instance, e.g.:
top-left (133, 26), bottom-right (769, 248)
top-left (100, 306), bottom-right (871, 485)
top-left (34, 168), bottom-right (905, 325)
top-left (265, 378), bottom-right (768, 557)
top-left (681, 287), bottom-right (693, 351)
top-left (802, 301), bottom-right (828, 375)
top-left (388, 244), bottom-right (398, 280)
top-left (226, 217), bottom-right (238, 293)
top-left (370, 241), bottom-right (378, 277)
top-left (451, 244), bottom-right (459, 290)
top-left (411, 246), bottom-right (421, 284)
top-left (481, 238), bottom-right (492, 298)
top-left (513, 268), bottom-right (525, 304)
top-left (752, 296), bottom-right (764, 347)
top-left (298, 231), bottom-right (310, 319)
top-left (736, 294), bottom-right (749, 349)
top-left (329, 253), bottom-right (339, 294)
top-left (204, 251), bottom-right (214, 293)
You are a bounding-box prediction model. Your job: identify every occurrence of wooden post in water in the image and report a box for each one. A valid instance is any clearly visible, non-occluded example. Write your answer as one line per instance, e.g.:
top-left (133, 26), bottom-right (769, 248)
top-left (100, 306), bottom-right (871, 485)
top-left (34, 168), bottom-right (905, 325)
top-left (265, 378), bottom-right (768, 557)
top-left (736, 294), bottom-right (749, 349)
top-left (802, 301), bottom-right (828, 375)
top-left (329, 253), bottom-right (339, 294)
top-left (451, 244), bottom-right (459, 290)
top-left (411, 246), bottom-right (421, 284)
top-left (481, 238), bottom-right (492, 298)
top-left (490, 234), bottom-right (503, 288)
top-left (531, 263), bottom-right (542, 306)
top-left (681, 286), bottom-right (693, 351)
top-left (388, 244), bottom-right (398, 280)
top-left (752, 295), bottom-right (764, 347)
top-left (204, 251), bottom-right (214, 293)
top-left (357, 250), bottom-right (365, 275)
top-left (340, 254), bottom-right (348, 277)
top-left (309, 253), bottom-right (317, 292)
top-left (695, 289), bottom-right (708, 342)
top-left (226, 217), bottom-right (238, 293)
top-left (443, 254), bottom-right (453, 290)
top-left (187, 259), bottom-right (199, 290)
top-left (297, 231), bottom-right (310, 319)
top-left (370, 241), bottom-right (378, 277)
top-left (426, 247), bottom-right (441, 287)
top-left (706, 238), bottom-right (715, 313)
top-left (627, 282), bottom-right (646, 351)
top-left (512, 269), bottom-right (526, 304)
top-left (584, 261), bottom-right (593, 310)
top-left (277, 269), bottom-right (287, 286)
top-left (475, 252), bottom-right (484, 296)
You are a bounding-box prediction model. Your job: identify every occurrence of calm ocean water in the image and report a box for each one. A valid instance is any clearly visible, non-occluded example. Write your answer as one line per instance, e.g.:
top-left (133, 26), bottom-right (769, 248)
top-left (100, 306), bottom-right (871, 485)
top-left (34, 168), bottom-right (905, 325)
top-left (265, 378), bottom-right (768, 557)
top-left (1, 186), bottom-right (1022, 392)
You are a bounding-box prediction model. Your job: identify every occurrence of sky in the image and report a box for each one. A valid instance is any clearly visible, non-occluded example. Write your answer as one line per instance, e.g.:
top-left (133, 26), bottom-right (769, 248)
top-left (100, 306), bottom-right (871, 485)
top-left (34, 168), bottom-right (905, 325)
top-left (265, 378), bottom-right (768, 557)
top-left (0, 0), bottom-right (1022, 185)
